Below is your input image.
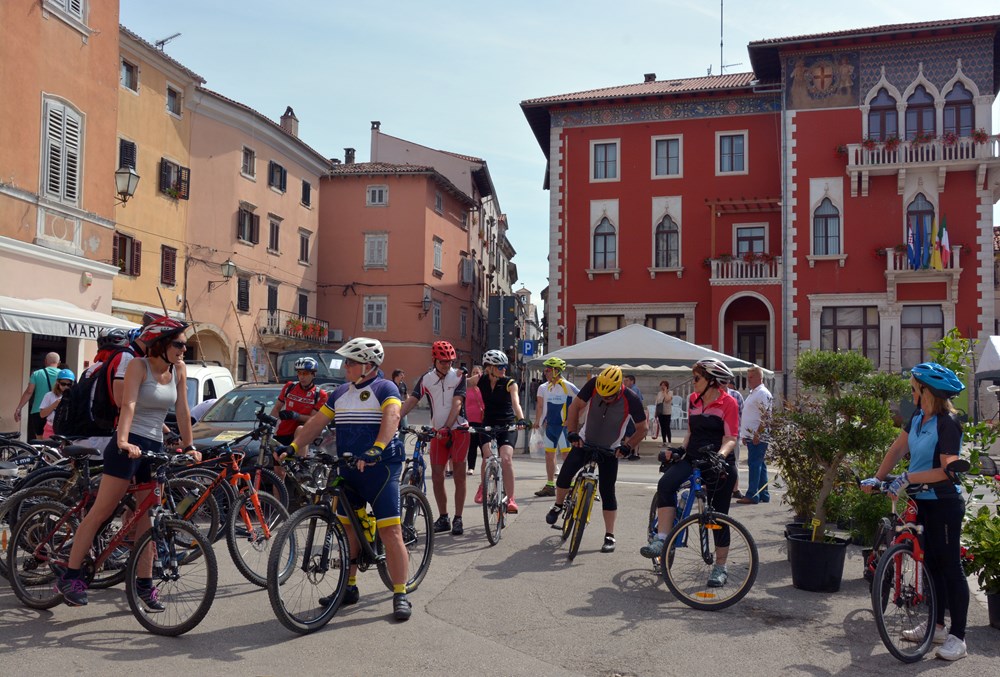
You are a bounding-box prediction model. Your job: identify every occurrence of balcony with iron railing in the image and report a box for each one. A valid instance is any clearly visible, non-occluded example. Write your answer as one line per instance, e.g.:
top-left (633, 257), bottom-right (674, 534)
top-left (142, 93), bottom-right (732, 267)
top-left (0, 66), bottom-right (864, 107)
top-left (256, 309), bottom-right (330, 345)
top-left (708, 255), bottom-right (782, 286)
top-left (844, 134), bottom-right (1000, 197)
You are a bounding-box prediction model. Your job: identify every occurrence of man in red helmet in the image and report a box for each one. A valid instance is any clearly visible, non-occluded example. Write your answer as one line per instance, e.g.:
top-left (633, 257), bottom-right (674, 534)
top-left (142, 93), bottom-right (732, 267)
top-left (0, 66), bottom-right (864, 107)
top-left (399, 340), bottom-right (470, 535)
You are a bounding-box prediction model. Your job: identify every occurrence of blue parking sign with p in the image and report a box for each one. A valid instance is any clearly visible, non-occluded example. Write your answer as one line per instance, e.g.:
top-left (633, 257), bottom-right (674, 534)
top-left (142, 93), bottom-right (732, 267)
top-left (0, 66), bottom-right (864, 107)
top-left (522, 340), bottom-right (536, 357)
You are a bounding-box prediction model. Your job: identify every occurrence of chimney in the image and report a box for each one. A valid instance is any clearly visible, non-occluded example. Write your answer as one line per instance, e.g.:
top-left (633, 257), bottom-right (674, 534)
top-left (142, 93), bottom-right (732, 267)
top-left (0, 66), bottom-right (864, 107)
top-left (280, 106), bottom-right (299, 137)
top-left (330, 158), bottom-right (341, 165)
top-left (371, 121), bottom-right (381, 130)
top-left (644, 73), bottom-right (656, 83)
top-left (344, 148), bottom-right (355, 165)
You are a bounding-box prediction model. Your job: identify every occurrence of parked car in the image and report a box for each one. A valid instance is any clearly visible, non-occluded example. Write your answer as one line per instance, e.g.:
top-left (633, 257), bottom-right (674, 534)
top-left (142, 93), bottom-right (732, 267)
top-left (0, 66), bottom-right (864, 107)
top-left (184, 361), bottom-right (236, 409)
top-left (190, 382), bottom-right (335, 457)
top-left (274, 350), bottom-right (347, 387)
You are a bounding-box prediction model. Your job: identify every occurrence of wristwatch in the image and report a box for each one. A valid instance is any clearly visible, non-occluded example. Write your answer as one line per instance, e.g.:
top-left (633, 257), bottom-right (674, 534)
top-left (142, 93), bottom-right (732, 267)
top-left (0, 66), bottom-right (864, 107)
top-left (183, 444), bottom-right (197, 452)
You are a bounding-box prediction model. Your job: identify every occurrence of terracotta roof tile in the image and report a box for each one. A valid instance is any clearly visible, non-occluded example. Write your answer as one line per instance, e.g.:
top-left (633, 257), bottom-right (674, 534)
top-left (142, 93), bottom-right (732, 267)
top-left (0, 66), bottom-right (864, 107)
top-left (521, 72), bottom-right (756, 107)
top-left (749, 13), bottom-right (1000, 46)
top-left (327, 162), bottom-right (476, 206)
top-left (119, 25), bottom-right (205, 84)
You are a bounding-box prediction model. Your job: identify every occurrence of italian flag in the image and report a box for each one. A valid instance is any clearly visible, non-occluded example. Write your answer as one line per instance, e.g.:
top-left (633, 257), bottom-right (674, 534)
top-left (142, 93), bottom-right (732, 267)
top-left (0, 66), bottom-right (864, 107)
top-left (939, 216), bottom-right (951, 268)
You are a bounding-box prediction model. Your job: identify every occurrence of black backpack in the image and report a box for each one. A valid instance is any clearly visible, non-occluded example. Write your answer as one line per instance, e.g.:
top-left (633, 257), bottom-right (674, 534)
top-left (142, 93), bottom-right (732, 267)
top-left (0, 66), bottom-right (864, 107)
top-left (53, 347), bottom-right (130, 437)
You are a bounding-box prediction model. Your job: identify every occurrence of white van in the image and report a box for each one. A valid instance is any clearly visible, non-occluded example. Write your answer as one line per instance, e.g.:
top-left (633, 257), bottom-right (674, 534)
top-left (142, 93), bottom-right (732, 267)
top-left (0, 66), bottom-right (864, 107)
top-left (184, 361), bottom-right (236, 410)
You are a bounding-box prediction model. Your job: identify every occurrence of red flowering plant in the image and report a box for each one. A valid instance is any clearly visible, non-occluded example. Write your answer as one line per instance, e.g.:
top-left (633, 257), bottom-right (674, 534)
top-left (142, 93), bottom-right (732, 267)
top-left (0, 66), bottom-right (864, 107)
top-left (834, 144), bottom-right (848, 159)
top-left (972, 128), bottom-right (989, 145)
top-left (912, 130), bottom-right (936, 145)
top-left (940, 131), bottom-right (958, 147)
top-left (883, 135), bottom-right (900, 151)
top-left (861, 137), bottom-right (878, 151)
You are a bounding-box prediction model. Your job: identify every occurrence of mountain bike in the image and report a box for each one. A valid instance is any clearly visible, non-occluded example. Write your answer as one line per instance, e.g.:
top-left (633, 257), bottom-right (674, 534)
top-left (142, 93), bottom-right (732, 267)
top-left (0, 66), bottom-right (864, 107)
top-left (646, 445), bottom-right (759, 610)
top-left (7, 445), bottom-right (217, 636)
top-left (866, 459), bottom-right (969, 663)
top-left (267, 450), bottom-right (434, 634)
top-left (471, 424), bottom-right (520, 546)
top-left (399, 425), bottom-right (431, 492)
top-left (559, 443), bottom-right (616, 560)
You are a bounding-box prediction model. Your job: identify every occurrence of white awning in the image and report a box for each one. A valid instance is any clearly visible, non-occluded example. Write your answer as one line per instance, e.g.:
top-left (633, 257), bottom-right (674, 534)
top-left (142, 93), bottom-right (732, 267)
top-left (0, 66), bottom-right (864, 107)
top-left (0, 295), bottom-right (138, 339)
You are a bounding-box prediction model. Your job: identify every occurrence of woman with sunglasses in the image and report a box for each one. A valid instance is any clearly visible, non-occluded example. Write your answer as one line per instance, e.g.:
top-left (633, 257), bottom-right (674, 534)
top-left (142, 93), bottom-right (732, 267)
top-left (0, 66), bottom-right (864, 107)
top-left (56, 316), bottom-right (197, 610)
top-left (640, 358), bottom-right (739, 588)
top-left (861, 362), bottom-right (969, 661)
top-left (38, 368), bottom-right (75, 438)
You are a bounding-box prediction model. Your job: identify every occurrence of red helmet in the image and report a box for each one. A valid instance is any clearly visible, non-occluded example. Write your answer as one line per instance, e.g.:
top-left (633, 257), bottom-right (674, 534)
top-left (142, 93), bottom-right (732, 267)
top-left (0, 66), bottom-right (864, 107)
top-left (432, 340), bottom-right (457, 361)
top-left (138, 316), bottom-right (188, 345)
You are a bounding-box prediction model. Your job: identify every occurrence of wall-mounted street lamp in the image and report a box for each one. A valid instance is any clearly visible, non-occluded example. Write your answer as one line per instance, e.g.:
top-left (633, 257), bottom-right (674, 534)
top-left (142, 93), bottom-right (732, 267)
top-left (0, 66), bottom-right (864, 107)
top-left (208, 258), bottom-right (237, 292)
top-left (114, 166), bottom-right (140, 206)
top-left (418, 287), bottom-right (432, 318)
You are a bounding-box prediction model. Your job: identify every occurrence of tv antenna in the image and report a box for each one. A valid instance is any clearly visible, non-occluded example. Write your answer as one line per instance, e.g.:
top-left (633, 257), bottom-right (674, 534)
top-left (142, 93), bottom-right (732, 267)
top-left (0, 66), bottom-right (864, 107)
top-left (154, 33), bottom-right (181, 50)
top-left (718, 1), bottom-right (744, 74)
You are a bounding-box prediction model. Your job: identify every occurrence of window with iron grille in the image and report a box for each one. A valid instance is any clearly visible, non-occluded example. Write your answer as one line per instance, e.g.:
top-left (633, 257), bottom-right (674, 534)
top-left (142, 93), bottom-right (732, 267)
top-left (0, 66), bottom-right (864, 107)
top-left (268, 161), bottom-right (287, 192)
top-left (237, 277), bottom-right (251, 312)
top-left (237, 207), bottom-right (260, 244)
top-left (112, 232), bottom-right (142, 277)
top-left (160, 246), bottom-right (177, 286)
top-left (159, 158), bottom-right (190, 199)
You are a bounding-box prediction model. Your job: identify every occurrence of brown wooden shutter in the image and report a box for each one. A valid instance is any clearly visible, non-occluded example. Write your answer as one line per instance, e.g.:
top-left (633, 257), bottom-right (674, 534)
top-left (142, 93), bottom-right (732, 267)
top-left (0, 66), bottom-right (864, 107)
top-left (159, 159), bottom-right (171, 192)
top-left (112, 232), bottom-right (121, 271)
top-left (131, 239), bottom-right (142, 277)
top-left (161, 246), bottom-right (177, 285)
top-left (178, 166), bottom-right (191, 199)
top-left (251, 213), bottom-right (260, 244)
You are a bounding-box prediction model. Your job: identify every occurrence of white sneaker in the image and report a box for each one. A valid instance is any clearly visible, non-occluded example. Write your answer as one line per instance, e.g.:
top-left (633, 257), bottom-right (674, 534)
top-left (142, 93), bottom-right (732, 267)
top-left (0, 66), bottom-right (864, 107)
top-left (936, 634), bottom-right (967, 661)
top-left (902, 621), bottom-right (946, 644)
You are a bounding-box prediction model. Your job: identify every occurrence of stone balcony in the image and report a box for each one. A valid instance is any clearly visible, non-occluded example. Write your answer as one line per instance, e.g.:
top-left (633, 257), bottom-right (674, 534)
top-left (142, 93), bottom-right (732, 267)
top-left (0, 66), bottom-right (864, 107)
top-left (708, 256), bottom-right (782, 286)
top-left (256, 308), bottom-right (330, 346)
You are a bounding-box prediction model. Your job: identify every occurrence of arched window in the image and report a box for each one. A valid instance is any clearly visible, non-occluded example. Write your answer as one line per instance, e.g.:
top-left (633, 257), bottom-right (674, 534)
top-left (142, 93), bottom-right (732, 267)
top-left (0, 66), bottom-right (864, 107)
top-left (867, 88), bottom-right (898, 140)
top-left (813, 198), bottom-right (840, 255)
top-left (905, 85), bottom-right (935, 139)
top-left (907, 193), bottom-right (935, 269)
top-left (593, 217), bottom-right (616, 269)
top-left (944, 82), bottom-right (974, 137)
top-left (654, 215), bottom-right (679, 268)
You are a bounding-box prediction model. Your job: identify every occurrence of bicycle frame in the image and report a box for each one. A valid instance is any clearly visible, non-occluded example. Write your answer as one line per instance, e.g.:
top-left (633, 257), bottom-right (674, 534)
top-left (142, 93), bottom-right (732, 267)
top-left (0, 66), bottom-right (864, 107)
top-left (400, 426), bottom-right (431, 491)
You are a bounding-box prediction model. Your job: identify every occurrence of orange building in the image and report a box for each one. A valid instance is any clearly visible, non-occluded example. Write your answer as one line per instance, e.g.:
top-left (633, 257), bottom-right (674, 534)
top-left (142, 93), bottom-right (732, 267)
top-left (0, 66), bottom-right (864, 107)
top-left (523, 15), bottom-right (1000, 391)
top-left (318, 161), bottom-right (478, 379)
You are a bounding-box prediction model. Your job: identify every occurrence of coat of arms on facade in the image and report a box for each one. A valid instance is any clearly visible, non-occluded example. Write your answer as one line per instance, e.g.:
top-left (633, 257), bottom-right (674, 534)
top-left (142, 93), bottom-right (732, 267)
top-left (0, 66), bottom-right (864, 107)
top-left (786, 53), bottom-right (859, 110)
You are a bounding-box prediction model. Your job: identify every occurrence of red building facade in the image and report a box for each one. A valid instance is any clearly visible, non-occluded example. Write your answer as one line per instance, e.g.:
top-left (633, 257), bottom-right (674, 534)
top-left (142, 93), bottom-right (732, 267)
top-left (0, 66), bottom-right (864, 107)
top-left (523, 15), bottom-right (1000, 387)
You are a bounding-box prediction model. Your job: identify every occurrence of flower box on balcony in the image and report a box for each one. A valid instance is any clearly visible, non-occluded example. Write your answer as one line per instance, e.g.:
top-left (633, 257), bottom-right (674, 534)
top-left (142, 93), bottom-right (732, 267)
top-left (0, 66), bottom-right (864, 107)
top-left (884, 135), bottom-right (900, 151)
top-left (972, 128), bottom-right (989, 145)
top-left (941, 131), bottom-right (958, 147)
top-left (861, 138), bottom-right (878, 151)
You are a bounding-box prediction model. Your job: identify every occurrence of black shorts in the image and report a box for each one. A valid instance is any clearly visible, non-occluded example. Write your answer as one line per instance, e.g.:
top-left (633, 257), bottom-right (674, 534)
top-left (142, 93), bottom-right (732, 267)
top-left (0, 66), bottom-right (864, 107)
top-left (102, 433), bottom-right (160, 483)
top-left (479, 427), bottom-right (517, 450)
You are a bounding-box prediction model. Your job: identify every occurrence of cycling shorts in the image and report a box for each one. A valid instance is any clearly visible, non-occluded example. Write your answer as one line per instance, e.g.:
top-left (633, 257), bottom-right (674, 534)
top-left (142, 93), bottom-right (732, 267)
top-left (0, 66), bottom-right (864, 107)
top-left (543, 426), bottom-right (570, 453)
top-left (102, 432), bottom-right (158, 483)
top-left (336, 442), bottom-right (404, 527)
top-left (478, 428), bottom-right (517, 451)
top-left (429, 428), bottom-right (471, 466)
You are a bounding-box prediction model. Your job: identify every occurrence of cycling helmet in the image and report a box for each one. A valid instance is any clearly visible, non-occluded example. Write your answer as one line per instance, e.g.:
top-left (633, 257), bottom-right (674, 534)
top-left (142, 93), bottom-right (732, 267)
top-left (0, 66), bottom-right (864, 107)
top-left (138, 316), bottom-right (188, 345)
top-left (98, 327), bottom-right (130, 350)
top-left (432, 340), bottom-right (457, 361)
top-left (294, 357), bottom-right (318, 372)
top-left (56, 368), bottom-right (75, 383)
top-left (911, 362), bottom-right (965, 399)
top-left (693, 358), bottom-right (734, 385)
top-left (336, 337), bottom-right (384, 366)
top-left (595, 366), bottom-right (623, 397)
top-left (483, 349), bottom-right (508, 367)
top-left (543, 357), bottom-right (567, 372)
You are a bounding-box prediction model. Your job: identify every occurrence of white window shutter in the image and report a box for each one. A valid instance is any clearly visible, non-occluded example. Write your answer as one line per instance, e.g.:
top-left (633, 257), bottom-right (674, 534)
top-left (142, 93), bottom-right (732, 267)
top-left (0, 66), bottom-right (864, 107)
top-left (62, 107), bottom-right (81, 205)
top-left (68, 0), bottom-right (84, 19)
top-left (44, 101), bottom-right (64, 199)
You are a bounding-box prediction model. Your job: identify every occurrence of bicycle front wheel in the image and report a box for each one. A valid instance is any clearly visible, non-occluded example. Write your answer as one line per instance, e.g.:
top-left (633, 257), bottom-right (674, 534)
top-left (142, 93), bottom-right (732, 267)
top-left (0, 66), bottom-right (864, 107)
top-left (7, 500), bottom-right (76, 609)
top-left (567, 481), bottom-right (595, 561)
top-left (482, 460), bottom-right (504, 546)
top-left (0, 486), bottom-right (63, 580)
top-left (226, 490), bottom-right (289, 587)
top-left (662, 512), bottom-right (758, 610)
top-left (560, 484), bottom-right (577, 542)
top-left (267, 505), bottom-right (348, 635)
top-left (377, 485), bottom-right (434, 592)
top-left (871, 542), bottom-right (937, 663)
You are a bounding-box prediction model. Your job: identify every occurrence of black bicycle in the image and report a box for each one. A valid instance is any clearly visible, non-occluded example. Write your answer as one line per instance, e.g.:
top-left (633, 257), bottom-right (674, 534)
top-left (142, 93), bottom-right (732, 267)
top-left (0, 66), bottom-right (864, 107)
top-left (266, 450), bottom-right (434, 634)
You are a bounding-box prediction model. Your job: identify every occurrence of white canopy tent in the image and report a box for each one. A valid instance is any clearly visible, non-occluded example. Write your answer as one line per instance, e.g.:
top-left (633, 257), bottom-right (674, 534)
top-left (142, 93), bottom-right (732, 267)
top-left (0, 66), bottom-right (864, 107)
top-left (526, 323), bottom-right (772, 376)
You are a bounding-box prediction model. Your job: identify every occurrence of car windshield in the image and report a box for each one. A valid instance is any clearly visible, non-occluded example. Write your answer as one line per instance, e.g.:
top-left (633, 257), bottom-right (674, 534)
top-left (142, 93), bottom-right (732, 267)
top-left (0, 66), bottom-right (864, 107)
top-left (277, 350), bottom-right (346, 382)
top-left (200, 387), bottom-right (280, 423)
top-left (186, 380), bottom-right (198, 408)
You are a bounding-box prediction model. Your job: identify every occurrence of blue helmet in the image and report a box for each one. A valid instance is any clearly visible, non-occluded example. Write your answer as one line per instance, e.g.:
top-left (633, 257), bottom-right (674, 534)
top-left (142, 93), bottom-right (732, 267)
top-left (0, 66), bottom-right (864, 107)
top-left (911, 362), bottom-right (965, 399)
top-left (56, 368), bottom-right (75, 383)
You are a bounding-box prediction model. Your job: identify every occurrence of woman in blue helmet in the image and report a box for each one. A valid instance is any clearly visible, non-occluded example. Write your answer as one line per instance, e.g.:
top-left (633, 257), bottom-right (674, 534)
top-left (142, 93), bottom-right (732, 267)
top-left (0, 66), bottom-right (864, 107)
top-left (861, 362), bottom-right (969, 661)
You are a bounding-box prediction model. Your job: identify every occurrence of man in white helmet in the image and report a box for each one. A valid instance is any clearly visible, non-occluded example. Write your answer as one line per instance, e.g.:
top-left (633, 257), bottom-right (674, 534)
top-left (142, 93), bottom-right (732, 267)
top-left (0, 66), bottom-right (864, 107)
top-left (288, 337), bottom-right (411, 621)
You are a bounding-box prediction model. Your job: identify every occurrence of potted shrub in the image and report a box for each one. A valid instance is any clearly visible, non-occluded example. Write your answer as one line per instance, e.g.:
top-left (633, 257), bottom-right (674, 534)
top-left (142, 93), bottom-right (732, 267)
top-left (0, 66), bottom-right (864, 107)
top-left (962, 503), bottom-right (1000, 628)
top-left (861, 137), bottom-right (878, 151)
top-left (972, 128), bottom-right (989, 145)
top-left (941, 131), bottom-right (958, 147)
top-left (834, 144), bottom-right (848, 159)
top-left (770, 349), bottom-right (907, 592)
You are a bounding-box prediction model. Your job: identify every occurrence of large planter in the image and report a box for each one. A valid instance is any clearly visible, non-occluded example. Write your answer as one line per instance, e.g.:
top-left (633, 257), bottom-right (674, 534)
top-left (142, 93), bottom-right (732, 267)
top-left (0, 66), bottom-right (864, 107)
top-left (784, 523), bottom-right (812, 561)
top-left (989, 593), bottom-right (1000, 629)
top-left (787, 533), bottom-right (849, 592)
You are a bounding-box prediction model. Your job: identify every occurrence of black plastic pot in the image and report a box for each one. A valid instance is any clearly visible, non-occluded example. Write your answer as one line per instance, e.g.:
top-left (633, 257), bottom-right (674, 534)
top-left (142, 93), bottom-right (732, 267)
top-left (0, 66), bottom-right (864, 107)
top-left (786, 533), bottom-right (849, 592)
top-left (784, 523), bottom-right (812, 562)
top-left (988, 593), bottom-right (1000, 629)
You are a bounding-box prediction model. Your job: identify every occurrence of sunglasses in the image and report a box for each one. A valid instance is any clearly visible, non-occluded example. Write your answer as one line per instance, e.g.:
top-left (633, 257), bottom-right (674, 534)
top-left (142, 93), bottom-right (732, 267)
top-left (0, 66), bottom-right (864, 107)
top-left (170, 341), bottom-right (187, 350)
top-left (57, 381), bottom-right (73, 387)
top-left (692, 374), bottom-right (704, 383)
top-left (296, 370), bottom-right (314, 375)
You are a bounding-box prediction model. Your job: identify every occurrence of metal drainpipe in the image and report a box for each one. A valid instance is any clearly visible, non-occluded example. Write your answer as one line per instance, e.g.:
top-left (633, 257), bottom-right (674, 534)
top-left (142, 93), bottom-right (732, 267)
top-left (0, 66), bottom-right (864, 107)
top-left (781, 88), bottom-right (790, 398)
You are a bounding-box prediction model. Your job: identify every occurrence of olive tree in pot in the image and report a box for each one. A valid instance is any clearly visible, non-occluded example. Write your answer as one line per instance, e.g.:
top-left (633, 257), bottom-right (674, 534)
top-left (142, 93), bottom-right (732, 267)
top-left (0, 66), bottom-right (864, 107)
top-left (770, 349), bottom-right (907, 591)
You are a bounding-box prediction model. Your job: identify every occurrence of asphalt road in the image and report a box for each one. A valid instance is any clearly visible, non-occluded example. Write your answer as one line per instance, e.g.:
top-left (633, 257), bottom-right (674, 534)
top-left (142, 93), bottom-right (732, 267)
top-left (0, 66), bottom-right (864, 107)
top-left (2, 440), bottom-right (998, 676)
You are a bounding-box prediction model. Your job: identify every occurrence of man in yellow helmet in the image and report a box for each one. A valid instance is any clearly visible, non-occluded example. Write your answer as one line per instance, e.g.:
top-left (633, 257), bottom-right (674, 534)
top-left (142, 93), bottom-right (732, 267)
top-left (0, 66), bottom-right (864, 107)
top-left (532, 357), bottom-right (579, 497)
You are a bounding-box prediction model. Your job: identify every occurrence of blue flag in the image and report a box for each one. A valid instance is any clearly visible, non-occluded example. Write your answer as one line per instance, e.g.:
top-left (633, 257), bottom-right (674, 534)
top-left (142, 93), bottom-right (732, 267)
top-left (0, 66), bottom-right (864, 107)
top-left (910, 219), bottom-right (923, 270)
top-left (922, 219), bottom-right (932, 269)
top-left (906, 223), bottom-right (918, 269)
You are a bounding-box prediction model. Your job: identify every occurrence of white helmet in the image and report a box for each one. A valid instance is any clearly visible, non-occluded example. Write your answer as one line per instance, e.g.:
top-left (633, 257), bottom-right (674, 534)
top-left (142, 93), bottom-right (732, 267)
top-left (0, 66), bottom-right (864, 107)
top-left (694, 358), bottom-right (734, 384)
top-left (336, 337), bottom-right (384, 366)
top-left (483, 349), bottom-right (508, 366)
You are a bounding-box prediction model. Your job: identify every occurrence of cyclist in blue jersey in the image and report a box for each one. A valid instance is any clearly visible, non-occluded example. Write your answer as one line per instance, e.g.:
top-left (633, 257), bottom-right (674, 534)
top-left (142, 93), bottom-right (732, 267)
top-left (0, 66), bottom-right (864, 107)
top-left (532, 357), bottom-right (579, 497)
top-left (287, 337), bottom-right (411, 621)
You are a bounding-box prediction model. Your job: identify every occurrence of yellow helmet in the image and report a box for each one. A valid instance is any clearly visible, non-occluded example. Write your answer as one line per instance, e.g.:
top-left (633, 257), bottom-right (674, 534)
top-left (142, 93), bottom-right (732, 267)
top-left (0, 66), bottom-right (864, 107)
top-left (595, 366), bottom-right (623, 397)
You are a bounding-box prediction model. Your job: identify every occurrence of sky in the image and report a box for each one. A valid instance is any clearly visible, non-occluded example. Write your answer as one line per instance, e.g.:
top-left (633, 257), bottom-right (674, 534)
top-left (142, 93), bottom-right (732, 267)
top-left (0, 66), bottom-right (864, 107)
top-left (120, 0), bottom-right (1000, 302)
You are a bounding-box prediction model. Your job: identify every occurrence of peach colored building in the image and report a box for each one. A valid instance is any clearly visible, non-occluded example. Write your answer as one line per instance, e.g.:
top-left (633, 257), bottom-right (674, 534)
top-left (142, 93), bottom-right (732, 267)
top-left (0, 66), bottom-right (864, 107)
top-left (318, 161), bottom-right (477, 380)
top-left (0, 1), bottom-right (133, 436)
top-left (114, 26), bottom-right (205, 325)
top-left (185, 89), bottom-right (330, 379)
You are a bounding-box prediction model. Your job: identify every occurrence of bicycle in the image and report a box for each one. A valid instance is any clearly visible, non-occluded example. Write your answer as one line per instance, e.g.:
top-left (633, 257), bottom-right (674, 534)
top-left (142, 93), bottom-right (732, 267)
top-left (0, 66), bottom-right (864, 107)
top-left (471, 424), bottom-right (520, 546)
top-left (7, 445), bottom-right (218, 636)
top-left (865, 459), bottom-right (969, 663)
top-left (399, 425), bottom-right (432, 492)
top-left (267, 450), bottom-right (434, 634)
top-left (646, 445), bottom-right (759, 610)
top-left (556, 442), bottom-right (617, 560)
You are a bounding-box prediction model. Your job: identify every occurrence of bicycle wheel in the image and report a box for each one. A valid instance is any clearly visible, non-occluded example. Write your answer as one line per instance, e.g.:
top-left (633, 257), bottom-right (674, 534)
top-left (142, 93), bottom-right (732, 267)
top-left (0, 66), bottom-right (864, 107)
top-left (0, 486), bottom-right (63, 580)
top-left (865, 517), bottom-right (894, 587)
top-left (172, 467), bottom-right (234, 542)
top-left (560, 483), bottom-right (578, 542)
top-left (164, 477), bottom-right (220, 542)
top-left (377, 485), bottom-right (434, 592)
top-left (0, 439), bottom-right (39, 463)
top-left (567, 481), bottom-right (596, 561)
top-left (871, 542), bottom-right (937, 663)
top-left (124, 518), bottom-right (217, 636)
top-left (7, 500), bottom-right (77, 609)
top-left (662, 512), bottom-right (759, 611)
top-left (246, 465), bottom-right (289, 508)
top-left (226, 490), bottom-right (289, 587)
top-left (267, 504), bottom-right (349, 634)
top-left (482, 460), bottom-right (504, 546)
